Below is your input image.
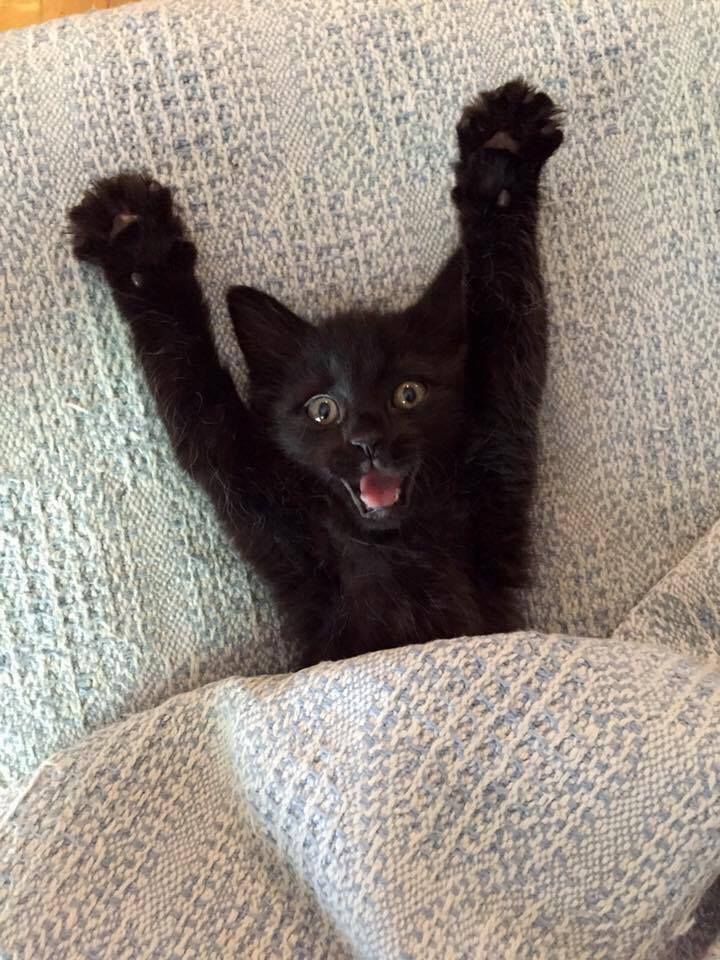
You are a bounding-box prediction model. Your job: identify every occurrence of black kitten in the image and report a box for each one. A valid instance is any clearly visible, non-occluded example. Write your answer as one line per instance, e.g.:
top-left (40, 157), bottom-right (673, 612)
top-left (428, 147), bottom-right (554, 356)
top-left (68, 79), bottom-right (563, 666)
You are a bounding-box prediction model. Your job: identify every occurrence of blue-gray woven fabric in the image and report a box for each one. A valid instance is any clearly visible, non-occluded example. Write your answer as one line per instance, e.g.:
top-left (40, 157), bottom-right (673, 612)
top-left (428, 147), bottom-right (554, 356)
top-left (1, 534), bottom-right (719, 957)
top-left (1, 0), bottom-right (719, 956)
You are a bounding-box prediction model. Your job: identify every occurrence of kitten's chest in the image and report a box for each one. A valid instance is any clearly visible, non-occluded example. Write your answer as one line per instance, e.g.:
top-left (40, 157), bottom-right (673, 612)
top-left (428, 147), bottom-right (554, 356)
top-left (329, 525), bottom-right (482, 656)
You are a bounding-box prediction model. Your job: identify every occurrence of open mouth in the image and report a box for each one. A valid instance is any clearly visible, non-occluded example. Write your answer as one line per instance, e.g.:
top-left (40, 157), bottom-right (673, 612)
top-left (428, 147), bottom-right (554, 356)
top-left (341, 468), bottom-right (416, 519)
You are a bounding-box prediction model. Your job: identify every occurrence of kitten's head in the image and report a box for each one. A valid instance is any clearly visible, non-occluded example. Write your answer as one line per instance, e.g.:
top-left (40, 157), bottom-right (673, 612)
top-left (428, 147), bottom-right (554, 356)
top-left (227, 285), bottom-right (466, 530)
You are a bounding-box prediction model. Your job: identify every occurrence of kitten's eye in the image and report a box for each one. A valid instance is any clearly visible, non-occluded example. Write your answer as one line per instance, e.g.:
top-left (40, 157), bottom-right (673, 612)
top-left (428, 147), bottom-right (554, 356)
top-left (305, 394), bottom-right (342, 425)
top-left (392, 381), bottom-right (427, 410)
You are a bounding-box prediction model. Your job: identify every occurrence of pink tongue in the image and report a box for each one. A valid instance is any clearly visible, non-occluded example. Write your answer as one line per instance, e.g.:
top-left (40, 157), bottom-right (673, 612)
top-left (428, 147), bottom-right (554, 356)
top-left (359, 471), bottom-right (403, 510)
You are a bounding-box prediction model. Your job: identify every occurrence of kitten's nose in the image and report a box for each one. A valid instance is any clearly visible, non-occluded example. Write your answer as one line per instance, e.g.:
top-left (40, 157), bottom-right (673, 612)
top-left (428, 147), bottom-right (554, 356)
top-left (350, 434), bottom-right (381, 461)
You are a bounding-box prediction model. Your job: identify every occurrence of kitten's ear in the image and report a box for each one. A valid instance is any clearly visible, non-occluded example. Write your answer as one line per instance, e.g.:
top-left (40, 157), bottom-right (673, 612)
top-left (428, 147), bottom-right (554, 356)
top-left (226, 286), bottom-right (309, 379)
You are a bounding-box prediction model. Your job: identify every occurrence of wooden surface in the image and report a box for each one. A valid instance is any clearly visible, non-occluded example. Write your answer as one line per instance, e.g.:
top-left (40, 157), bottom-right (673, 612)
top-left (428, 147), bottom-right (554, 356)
top-left (0, 0), bottom-right (134, 31)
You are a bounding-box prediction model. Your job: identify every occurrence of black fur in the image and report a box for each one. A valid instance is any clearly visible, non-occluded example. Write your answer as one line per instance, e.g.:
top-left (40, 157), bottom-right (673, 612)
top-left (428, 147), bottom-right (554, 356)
top-left (68, 79), bottom-right (563, 666)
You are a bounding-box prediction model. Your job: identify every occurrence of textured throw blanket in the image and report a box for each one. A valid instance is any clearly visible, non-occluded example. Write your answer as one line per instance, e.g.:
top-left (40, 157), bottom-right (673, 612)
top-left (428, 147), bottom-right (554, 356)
top-left (1, 0), bottom-right (719, 956)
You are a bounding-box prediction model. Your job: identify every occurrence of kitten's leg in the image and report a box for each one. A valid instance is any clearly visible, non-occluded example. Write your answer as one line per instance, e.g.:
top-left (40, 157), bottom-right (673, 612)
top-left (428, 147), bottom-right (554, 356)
top-left (69, 174), bottom-right (258, 506)
top-left (68, 176), bottom-right (317, 616)
top-left (453, 78), bottom-right (563, 415)
top-left (453, 80), bottom-right (563, 589)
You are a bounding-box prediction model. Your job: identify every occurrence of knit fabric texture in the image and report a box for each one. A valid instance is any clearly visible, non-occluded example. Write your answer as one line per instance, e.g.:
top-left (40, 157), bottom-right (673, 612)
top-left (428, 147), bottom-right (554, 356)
top-left (1, 0), bottom-right (719, 955)
top-left (1, 536), bottom-right (719, 958)
top-left (1, 0), bottom-right (719, 782)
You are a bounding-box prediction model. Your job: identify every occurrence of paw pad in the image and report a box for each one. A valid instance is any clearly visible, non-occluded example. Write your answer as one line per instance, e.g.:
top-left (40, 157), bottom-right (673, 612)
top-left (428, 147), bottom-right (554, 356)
top-left (109, 212), bottom-right (140, 241)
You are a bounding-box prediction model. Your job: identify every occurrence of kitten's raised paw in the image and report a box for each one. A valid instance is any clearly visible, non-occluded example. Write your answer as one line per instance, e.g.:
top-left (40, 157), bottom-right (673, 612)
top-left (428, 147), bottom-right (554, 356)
top-left (68, 173), bottom-right (194, 282)
top-left (457, 78), bottom-right (563, 168)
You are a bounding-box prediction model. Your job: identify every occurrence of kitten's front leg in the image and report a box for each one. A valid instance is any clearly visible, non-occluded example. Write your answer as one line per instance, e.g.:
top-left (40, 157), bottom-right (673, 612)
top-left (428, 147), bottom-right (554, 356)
top-left (453, 78), bottom-right (563, 416)
top-left (69, 174), bottom-right (249, 473)
top-left (454, 81), bottom-right (563, 591)
top-left (68, 174), bottom-right (284, 549)
top-left (69, 176), bottom-right (332, 664)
